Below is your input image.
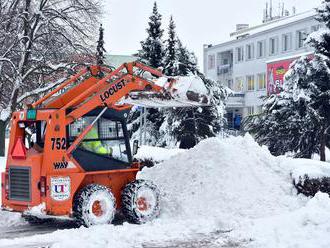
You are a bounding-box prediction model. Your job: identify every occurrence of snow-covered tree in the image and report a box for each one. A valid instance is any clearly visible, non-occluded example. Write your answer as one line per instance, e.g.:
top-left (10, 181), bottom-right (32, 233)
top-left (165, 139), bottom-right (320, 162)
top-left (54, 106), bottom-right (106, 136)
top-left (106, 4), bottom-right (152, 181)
top-left (132, 3), bottom-right (227, 148)
top-left (245, 0), bottom-right (330, 161)
top-left (137, 2), bottom-right (164, 68)
top-left (96, 24), bottom-right (106, 65)
top-left (131, 2), bottom-right (165, 146)
top-left (177, 39), bottom-right (198, 76)
top-left (163, 16), bottom-right (178, 76)
top-left (0, 0), bottom-right (101, 155)
top-left (158, 73), bottom-right (228, 148)
top-left (243, 59), bottom-right (319, 159)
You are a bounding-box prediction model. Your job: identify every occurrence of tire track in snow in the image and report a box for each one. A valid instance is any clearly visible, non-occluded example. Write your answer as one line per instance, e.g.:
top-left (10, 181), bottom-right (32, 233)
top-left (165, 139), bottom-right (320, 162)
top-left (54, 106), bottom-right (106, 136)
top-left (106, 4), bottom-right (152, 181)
top-left (142, 230), bottom-right (250, 248)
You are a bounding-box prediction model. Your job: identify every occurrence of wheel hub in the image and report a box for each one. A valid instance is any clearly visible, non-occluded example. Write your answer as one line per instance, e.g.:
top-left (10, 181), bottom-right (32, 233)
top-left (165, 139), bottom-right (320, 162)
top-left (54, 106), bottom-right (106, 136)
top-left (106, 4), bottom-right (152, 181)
top-left (137, 197), bottom-right (149, 211)
top-left (92, 200), bottom-right (103, 217)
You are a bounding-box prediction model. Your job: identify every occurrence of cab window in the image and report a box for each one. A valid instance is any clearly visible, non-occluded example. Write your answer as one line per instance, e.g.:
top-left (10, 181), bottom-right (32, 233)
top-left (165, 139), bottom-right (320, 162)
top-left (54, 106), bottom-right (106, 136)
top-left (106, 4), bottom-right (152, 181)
top-left (69, 117), bottom-right (129, 162)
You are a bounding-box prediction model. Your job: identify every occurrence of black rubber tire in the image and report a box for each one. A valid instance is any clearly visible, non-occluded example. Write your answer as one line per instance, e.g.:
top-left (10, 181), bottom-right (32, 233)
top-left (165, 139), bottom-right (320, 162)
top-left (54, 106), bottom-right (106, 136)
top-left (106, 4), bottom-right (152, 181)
top-left (73, 184), bottom-right (116, 227)
top-left (122, 179), bottom-right (160, 224)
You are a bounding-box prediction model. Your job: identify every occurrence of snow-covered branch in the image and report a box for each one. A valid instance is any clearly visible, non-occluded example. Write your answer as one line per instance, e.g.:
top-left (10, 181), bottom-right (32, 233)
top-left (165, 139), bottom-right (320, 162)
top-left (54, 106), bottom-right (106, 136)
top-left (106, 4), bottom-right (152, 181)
top-left (17, 77), bottom-right (66, 104)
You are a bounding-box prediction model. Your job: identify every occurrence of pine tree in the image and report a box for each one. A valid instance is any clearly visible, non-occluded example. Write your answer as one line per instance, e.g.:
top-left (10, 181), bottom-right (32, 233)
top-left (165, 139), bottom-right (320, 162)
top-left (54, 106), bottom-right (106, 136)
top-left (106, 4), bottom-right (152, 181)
top-left (137, 2), bottom-right (164, 68)
top-left (130, 2), bottom-right (165, 146)
top-left (163, 16), bottom-right (178, 76)
top-left (132, 3), bottom-right (226, 148)
top-left (96, 24), bottom-right (106, 65)
top-left (245, 0), bottom-right (330, 161)
top-left (177, 39), bottom-right (198, 76)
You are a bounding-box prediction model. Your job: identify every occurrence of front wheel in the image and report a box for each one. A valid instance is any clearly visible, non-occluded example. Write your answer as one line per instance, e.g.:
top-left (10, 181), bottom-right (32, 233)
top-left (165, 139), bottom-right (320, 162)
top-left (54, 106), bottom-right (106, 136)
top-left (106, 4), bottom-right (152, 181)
top-left (73, 184), bottom-right (116, 227)
top-left (122, 179), bottom-right (160, 224)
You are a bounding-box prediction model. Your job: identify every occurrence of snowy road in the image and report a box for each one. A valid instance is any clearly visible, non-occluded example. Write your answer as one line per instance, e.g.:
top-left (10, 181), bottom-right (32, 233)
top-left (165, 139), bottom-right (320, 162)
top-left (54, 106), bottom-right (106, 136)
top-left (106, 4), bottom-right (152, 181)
top-left (0, 219), bottom-right (77, 240)
top-left (0, 223), bottom-right (246, 248)
top-left (0, 214), bottom-right (247, 248)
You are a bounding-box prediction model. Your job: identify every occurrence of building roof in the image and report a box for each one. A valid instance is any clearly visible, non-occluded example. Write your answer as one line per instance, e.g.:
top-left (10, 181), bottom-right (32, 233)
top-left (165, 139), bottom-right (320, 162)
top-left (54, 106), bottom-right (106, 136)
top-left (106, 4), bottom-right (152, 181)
top-left (230, 10), bottom-right (317, 39)
top-left (205, 10), bottom-right (317, 52)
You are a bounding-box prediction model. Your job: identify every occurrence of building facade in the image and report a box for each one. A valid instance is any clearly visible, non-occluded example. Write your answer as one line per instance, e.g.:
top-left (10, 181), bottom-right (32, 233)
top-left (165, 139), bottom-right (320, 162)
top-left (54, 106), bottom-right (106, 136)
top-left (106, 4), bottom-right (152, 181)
top-left (203, 10), bottom-right (321, 129)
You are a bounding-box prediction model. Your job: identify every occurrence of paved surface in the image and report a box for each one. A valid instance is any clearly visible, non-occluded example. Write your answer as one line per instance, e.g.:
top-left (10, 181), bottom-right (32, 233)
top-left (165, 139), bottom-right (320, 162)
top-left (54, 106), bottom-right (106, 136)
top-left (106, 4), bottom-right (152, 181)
top-left (0, 217), bottom-right (251, 248)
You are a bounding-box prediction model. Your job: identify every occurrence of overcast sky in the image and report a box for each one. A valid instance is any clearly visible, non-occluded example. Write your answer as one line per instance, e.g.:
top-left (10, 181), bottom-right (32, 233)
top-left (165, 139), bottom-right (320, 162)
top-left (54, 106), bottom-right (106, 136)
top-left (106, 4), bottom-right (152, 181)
top-left (102, 0), bottom-right (321, 70)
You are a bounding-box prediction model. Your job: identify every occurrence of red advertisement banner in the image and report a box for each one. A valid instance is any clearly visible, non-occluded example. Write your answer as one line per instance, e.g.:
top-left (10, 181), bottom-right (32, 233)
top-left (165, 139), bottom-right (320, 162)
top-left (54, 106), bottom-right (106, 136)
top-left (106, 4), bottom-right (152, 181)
top-left (267, 58), bottom-right (295, 95)
top-left (267, 54), bottom-right (314, 95)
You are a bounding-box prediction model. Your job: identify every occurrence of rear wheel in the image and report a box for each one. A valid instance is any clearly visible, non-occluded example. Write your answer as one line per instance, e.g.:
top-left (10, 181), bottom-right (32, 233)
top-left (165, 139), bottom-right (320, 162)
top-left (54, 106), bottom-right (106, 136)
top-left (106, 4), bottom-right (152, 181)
top-left (122, 179), bottom-right (160, 224)
top-left (73, 184), bottom-right (116, 227)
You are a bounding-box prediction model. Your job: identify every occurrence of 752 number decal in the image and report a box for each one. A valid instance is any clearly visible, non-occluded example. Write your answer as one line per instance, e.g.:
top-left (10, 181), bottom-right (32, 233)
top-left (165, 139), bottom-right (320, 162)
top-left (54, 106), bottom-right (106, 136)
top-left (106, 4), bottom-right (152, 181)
top-left (51, 138), bottom-right (66, 150)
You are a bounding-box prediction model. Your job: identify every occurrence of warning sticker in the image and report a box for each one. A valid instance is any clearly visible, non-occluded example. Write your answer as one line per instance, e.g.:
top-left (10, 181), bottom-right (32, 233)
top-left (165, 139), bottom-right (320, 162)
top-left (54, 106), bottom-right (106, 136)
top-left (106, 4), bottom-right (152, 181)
top-left (50, 177), bottom-right (71, 201)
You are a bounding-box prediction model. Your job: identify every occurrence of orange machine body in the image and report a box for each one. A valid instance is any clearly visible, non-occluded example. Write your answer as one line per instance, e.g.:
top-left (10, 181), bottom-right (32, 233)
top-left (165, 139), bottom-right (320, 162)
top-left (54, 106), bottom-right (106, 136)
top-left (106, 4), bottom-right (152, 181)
top-left (1, 62), bottom-right (165, 217)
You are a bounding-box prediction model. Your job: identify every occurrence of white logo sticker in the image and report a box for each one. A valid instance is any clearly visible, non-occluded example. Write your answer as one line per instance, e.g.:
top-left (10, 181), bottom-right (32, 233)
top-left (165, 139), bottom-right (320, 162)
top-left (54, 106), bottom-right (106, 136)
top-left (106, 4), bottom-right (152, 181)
top-left (50, 177), bottom-right (71, 201)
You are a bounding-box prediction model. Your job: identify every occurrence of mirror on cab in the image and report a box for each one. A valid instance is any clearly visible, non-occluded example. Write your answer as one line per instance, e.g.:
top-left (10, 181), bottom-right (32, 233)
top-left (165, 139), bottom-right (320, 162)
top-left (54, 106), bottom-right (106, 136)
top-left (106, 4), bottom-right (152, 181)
top-left (133, 140), bottom-right (139, 155)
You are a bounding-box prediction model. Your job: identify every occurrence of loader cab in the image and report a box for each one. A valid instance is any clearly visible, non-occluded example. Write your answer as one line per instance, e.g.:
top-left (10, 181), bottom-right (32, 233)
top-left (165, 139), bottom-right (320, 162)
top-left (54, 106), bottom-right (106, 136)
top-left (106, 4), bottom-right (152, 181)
top-left (69, 108), bottom-right (133, 172)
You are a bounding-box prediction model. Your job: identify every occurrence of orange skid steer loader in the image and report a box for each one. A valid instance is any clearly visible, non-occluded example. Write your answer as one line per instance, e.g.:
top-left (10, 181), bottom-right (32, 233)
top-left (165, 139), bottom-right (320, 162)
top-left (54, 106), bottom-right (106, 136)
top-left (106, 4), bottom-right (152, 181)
top-left (1, 62), bottom-right (168, 227)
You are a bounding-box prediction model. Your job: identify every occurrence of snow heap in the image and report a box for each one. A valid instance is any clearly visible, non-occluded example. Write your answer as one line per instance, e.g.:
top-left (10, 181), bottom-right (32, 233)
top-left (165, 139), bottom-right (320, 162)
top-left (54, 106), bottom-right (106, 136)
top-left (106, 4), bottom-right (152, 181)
top-left (155, 75), bottom-right (209, 103)
top-left (135, 145), bottom-right (184, 163)
top-left (139, 135), bottom-right (303, 227)
top-left (139, 135), bottom-right (330, 247)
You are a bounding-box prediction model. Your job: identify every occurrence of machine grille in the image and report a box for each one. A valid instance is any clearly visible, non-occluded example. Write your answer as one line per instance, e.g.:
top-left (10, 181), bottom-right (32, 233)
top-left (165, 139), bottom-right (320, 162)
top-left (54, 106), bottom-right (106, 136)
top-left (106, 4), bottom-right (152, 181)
top-left (9, 167), bottom-right (31, 201)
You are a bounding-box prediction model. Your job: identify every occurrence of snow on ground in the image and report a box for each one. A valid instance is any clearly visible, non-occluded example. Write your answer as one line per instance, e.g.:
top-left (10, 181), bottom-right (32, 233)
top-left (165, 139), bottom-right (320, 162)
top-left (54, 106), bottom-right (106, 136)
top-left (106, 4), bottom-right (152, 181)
top-left (312, 147), bottom-right (330, 163)
top-left (287, 158), bottom-right (330, 182)
top-left (0, 135), bottom-right (330, 247)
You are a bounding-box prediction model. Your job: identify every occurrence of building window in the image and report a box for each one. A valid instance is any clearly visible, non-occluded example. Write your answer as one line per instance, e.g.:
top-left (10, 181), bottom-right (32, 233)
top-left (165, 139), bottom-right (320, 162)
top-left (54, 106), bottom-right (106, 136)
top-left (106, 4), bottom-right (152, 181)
top-left (208, 54), bottom-right (215, 69)
top-left (296, 29), bottom-right (307, 49)
top-left (235, 77), bottom-right (244, 92)
top-left (236, 47), bottom-right (244, 63)
top-left (282, 33), bottom-right (292, 52)
top-left (257, 40), bottom-right (266, 58)
top-left (247, 75), bottom-right (255, 91)
top-left (247, 106), bottom-right (254, 116)
top-left (257, 73), bottom-right (266, 90)
top-left (246, 43), bottom-right (254, 60)
top-left (269, 37), bottom-right (278, 55)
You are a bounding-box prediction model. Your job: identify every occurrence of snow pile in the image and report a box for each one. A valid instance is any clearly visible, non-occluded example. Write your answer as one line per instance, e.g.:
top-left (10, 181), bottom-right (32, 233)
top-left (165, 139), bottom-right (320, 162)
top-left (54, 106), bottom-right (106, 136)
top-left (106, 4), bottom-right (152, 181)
top-left (139, 135), bottom-right (303, 228)
top-left (227, 192), bottom-right (330, 248)
top-left (170, 76), bottom-right (208, 99)
top-left (286, 158), bottom-right (330, 182)
top-left (135, 145), bottom-right (184, 163)
top-left (155, 75), bottom-right (209, 103)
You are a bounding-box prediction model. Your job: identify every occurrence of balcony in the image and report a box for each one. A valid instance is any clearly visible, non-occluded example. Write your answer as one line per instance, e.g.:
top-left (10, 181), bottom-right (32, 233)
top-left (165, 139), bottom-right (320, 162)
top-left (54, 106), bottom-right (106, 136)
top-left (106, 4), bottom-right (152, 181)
top-left (217, 64), bottom-right (233, 76)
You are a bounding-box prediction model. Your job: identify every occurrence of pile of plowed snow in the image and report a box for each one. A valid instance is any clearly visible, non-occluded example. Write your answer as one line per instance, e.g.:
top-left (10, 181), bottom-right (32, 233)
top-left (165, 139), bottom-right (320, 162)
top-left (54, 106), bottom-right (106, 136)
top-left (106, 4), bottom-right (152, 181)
top-left (139, 135), bottom-right (304, 228)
